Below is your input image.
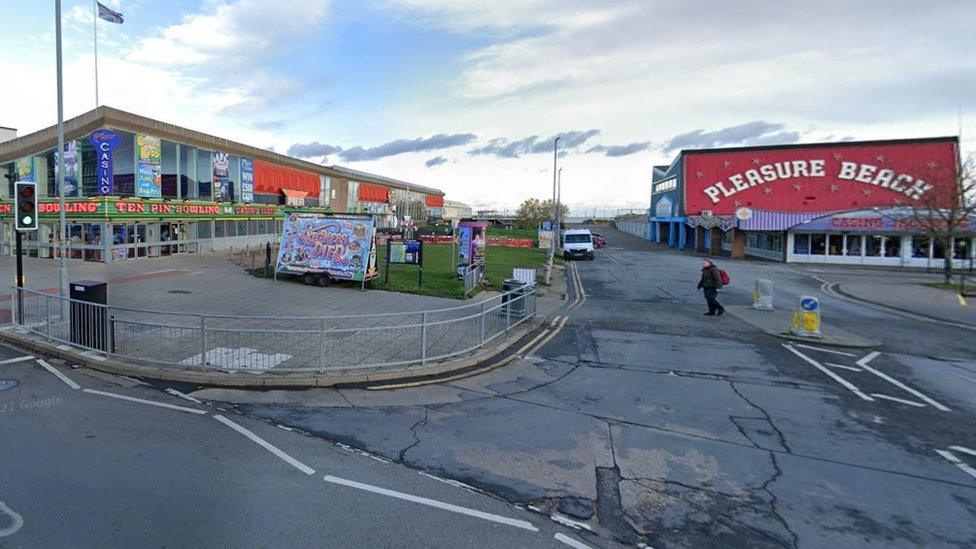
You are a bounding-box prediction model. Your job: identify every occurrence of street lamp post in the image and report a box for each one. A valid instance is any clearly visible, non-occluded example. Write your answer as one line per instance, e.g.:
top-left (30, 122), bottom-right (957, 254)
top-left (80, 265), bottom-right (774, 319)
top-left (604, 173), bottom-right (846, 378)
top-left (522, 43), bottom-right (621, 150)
top-left (545, 137), bottom-right (560, 284)
top-left (56, 0), bottom-right (68, 299)
top-left (556, 167), bottom-right (562, 240)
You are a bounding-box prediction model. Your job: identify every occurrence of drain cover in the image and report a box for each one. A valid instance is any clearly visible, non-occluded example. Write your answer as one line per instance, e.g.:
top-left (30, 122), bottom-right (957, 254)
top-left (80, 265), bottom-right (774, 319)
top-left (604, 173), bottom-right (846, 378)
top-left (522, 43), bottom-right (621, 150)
top-left (167, 290), bottom-right (192, 294)
top-left (0, 379), bottom-right (18, 392)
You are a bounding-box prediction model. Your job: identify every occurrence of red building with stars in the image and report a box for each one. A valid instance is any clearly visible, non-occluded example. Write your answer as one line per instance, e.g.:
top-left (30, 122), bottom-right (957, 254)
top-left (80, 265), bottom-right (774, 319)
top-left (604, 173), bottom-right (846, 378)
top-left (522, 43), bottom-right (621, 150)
top-left (648, 136), bottom-right (973, 267)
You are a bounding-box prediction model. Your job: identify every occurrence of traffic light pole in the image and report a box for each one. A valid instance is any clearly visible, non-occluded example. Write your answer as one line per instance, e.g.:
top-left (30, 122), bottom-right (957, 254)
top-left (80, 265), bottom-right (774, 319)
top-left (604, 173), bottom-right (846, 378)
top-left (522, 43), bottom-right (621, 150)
top-left (15, 231), bottom-right (23, 324)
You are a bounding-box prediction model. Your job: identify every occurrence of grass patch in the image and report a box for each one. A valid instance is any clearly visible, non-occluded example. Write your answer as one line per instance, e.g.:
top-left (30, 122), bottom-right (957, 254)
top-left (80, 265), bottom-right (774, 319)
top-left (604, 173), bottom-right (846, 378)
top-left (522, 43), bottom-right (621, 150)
top-left (248, 243), bottom-right (557, 299)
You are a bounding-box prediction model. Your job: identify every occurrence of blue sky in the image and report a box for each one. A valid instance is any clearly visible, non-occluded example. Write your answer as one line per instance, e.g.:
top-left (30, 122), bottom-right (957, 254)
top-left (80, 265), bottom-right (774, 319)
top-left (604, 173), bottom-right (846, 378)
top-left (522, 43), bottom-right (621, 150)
top-left (2, 0), bottom-right (973, 213)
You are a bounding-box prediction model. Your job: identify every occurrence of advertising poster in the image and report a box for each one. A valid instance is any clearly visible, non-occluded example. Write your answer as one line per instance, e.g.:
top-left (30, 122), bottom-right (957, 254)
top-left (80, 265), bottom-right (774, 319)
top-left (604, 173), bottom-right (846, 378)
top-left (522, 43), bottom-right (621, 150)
top-left (54, 141), bottom-right (80, 197)
top-left (212, 151), bottom-right (230, 202)
top-left (459, 221), bottom-right (487, 265)
top-left (458, 226), bottom-right (472, 264)
top-left (240, 157), bottom-right (254, 203)
top-left (16, 157), bottom-right (35, 182)
top-left (135, 134), bottom-right (162, 198)
top-left (90, 129), bottom-right (120, 195)
top-left (276, 214), bottom-right (376, 281)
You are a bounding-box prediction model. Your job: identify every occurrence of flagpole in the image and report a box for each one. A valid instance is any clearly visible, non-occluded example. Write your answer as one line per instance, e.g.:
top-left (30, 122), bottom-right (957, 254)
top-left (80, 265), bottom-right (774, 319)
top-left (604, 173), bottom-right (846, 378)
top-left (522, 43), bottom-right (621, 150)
top-left (56, 0), bottom-right (68, 299)
top-left (93, 0), bottom-right (99, 106)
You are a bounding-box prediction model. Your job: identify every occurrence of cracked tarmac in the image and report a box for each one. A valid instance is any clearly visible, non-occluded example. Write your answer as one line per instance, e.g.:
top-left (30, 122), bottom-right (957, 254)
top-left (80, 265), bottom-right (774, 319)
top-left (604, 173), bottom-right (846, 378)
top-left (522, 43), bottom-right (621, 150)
top-left (192, 228), bottom-right (976, 547)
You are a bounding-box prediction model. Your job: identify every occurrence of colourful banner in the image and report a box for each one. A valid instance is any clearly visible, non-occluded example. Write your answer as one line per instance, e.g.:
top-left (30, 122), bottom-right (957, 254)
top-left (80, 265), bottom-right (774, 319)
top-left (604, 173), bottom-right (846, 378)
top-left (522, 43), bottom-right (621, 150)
top-left (277, 214), bottom-right (376, 281)
top-left (16, 157), bottom-right (35, 182)
top-left (240, 157), bottom-right (254, 203)
top-left (135, 133), bottom-right (162, 198)
top-left (212, 151), bottom-right (230, 202)
top-left (54, 141), bottom-right (80, 197)
top-left (90, 129), bottom-right (120, 195)
top-left (459, 221), bottom-right (487, 265)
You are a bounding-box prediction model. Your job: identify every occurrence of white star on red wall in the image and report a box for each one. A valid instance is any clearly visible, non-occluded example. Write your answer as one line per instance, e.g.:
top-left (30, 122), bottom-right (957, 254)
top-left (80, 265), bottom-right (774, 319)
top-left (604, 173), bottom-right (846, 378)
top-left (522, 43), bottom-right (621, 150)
top-left (763, 187), bottom-right (773, 195)
top-left (926, 161), bottom-right (939, 169)
top-left (695, 171), bottom-right (703, 179)
top-left (832, 153), bottom-right (843, 160)
top-left (875, 154), bottom-right (886, 163)
top-left (722, 161), bottom-right (732, 168)
top-left (733, 200), bottom-right (742, 207)
top-left (792, 183), bottom-right (802, 191)
top-left (862, 188), bottom-right (872, 196)
top-left (828, 184), bottom-right (840, 192)
top-left (752, 158), bottom-right (761, 165)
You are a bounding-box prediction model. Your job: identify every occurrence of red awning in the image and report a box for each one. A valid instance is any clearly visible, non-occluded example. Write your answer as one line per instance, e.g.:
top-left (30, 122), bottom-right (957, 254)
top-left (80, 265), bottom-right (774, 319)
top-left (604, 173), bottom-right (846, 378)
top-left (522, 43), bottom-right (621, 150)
top-left (359, 183), bottom-right (390, 203)
top-left (281, 189), bottom-right (308, 199)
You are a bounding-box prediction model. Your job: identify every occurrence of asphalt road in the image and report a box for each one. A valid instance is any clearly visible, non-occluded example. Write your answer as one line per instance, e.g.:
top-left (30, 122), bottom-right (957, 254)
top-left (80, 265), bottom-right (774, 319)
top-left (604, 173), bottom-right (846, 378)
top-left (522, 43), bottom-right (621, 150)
top-left (3, 226), bottom-right (975, 548)
top-left (0, 343), bottom-right (589, 548)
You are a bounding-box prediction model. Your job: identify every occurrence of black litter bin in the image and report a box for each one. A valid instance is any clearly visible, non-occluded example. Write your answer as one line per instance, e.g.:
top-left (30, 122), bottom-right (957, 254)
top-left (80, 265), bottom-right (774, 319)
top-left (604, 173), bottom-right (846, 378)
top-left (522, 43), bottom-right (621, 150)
top-left (70, 280), bottom-right (108, 351)
top-left (502, 279), bottom-right (528, 318)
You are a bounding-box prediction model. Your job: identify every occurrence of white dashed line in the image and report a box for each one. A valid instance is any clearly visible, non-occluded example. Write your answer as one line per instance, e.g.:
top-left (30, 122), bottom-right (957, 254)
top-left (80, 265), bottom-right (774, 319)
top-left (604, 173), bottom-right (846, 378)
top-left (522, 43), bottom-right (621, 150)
top-left (856, 352), bottom-right (950, 412)
top-left (554, 532), bottom-right (593, 549)
top-left (950, 446), bottom-right (976, 458)
top-left (870, 393), bottom-right (926, 407)
top-left (0, 501), bottom-right (23, 538)
top-left (936, 450), bottom-right (976, 481)
top-left (824, 362), bottom-right (861, 372)
top-left (322, 475), bottom-right (538, 532)
top-left (0, 355), bottom-right (34, 364)
top-left (783, 345), bottom-right (873, 401)
top-left (165, 388), bottom-right (203, 404)
top-left (214, 415), bottom-right (315, 475)
top-left (793, 344), bottom-right (857, 357)
top-left (35, 359), bottom-right (81, 390)
top-left (83, 389), bottom-right (208, 415)
top-left (551, 513), bottom-right (593, 531)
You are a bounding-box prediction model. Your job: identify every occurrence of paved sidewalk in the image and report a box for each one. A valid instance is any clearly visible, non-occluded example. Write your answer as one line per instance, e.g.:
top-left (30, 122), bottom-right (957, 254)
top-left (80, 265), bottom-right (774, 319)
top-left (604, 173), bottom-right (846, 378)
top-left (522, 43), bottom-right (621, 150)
top-left (814, 270), bottom-right (976, 327)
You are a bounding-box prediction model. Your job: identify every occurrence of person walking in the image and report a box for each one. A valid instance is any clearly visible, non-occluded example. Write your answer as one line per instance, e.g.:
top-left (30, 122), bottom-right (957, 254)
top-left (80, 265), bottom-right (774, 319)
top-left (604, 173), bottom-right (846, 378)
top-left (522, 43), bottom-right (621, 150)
top-left (697, 258), bottom-right (725, 316)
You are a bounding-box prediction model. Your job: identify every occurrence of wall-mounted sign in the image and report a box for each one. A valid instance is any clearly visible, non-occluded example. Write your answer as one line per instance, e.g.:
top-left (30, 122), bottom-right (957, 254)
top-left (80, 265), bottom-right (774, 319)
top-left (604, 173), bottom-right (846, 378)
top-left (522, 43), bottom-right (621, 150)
top-left (135, 133), bottom-right (162, 198)
top-left (89, 129), bottom-right (120, 195)
top-left (684, 140), bottom-right (958, 215)
top-left (212, 151), bottom-right (230, 202)
top-left (652, 177), bottom-right (677, 195)
top-left (240, 157), bottom-right (254, 203)
top-left (55, 141), bottom-right (80, 197)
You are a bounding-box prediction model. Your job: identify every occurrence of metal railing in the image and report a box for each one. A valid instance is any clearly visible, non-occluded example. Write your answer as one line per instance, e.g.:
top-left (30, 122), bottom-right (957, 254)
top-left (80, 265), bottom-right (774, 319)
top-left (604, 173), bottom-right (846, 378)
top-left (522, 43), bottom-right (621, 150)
top-left (10, 284), bottom-right (537, 375)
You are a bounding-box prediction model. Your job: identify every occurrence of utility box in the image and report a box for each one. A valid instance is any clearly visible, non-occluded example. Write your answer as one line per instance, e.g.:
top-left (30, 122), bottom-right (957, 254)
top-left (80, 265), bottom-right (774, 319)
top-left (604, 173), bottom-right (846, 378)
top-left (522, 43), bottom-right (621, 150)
top-left (790, 295), bottom-right (821, 338)
top-left (70, 280), bottom-right (108, 351)
top-left (502, 279), bottom-right (529, 318)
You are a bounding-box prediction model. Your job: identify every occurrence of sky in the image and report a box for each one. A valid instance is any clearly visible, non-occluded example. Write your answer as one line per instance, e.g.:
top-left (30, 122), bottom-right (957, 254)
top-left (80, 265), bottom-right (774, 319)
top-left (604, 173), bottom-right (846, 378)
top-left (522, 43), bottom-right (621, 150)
top-left (1, 0), bottom-right (974, 215)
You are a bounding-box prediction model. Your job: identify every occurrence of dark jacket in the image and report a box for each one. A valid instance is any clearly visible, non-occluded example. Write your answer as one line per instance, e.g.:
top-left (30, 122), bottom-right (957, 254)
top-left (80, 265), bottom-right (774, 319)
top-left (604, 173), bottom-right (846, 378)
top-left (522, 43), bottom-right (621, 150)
top-left (698, 265), bottom-right (723, 290)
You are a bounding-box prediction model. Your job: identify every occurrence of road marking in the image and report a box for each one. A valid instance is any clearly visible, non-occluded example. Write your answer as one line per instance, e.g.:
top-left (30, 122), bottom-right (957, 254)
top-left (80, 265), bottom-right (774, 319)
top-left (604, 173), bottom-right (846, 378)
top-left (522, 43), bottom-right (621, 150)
top-left (949, 371), bottom-right (976, 384)
top-left (142, 269), bottom-right (179, 275)
top-left (36, 359), bottom-right (81, 390)
top-left (819, 280), bottom-right (976, 332)
top-left (526, 315), bottom-right (570, 357)
top-left (166, 388), bottom-right (203, 404)
top-left (870, 393), bottom-right (926, 407)
top-left (825, 362), bottom-right (861, 372)
top-left (958, 294), bottom-right (967, 307)
top-left (936, 450), bottom-right (976, 482)
top-left (83, 388), bottom-right (208, 415)
top-left (0, 501), bottom-right (23, 538)
top-left (793, 344), bottom-right (857, 357)
top-left (603, 253), bottom-right (620, 265)
top-left (322, 475), bottom-right (538, 532)
top-left (554, 532), bottom-right (593, 549)
top-left (783, 345), bottom-right (874, 401)
top-left (950, 446), bottom-right (976, 458)
top-left (569, 262), bottom-right (587, 310)
top-left (856, 352), bottom-right (951, 412)
top-left (0, 355), bottom-right (34, 364)
top-left (551, 513), bottom-right (592, 531)
top-left (214, 414), bottom-right (315, 475)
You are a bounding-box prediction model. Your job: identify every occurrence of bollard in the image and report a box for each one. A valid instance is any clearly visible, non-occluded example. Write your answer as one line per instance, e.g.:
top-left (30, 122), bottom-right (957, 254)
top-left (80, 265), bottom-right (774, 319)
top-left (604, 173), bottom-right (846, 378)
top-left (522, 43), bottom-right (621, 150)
top-left (752, 278), bottom-right (774, 310)
top-left (790, 295), bottom-right (822, 338)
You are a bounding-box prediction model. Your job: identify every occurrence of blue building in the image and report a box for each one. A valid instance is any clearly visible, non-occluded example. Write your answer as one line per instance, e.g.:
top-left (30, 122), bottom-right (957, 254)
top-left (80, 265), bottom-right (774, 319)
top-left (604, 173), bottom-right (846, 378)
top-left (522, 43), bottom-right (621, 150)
top-left (648, 160), bottom-right (688, 249)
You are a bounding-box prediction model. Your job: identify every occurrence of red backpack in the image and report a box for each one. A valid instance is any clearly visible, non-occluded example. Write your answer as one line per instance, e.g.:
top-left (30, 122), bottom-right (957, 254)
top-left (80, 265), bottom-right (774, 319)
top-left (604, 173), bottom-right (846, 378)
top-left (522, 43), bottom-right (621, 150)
top-left (719, 269), bottom-right (730, 286)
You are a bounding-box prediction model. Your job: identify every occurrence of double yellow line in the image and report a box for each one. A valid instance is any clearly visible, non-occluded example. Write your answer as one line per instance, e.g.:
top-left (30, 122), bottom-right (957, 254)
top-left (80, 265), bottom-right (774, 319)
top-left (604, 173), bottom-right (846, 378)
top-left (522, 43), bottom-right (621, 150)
top-left (568, 262), bottom-right (587, 310)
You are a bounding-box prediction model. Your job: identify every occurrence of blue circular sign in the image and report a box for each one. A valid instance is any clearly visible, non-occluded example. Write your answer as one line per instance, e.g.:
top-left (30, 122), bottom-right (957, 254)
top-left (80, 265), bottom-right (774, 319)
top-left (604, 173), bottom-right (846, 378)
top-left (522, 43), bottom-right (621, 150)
top-left (801, 298), bottom-right (819, 311)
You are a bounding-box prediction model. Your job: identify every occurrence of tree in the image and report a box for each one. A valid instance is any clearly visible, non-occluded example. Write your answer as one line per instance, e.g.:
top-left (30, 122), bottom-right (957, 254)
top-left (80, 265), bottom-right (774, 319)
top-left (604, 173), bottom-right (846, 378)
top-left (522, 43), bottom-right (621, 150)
top-left (516, 198), bottom-right (569, 229)
top-left (885, 154), bottom-right (975, 282)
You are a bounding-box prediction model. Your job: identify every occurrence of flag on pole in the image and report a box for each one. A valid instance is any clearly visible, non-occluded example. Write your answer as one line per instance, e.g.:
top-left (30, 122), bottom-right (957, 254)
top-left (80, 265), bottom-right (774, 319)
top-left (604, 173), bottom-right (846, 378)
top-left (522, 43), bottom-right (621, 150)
top-left (97, 2), bottom-right (124, 24)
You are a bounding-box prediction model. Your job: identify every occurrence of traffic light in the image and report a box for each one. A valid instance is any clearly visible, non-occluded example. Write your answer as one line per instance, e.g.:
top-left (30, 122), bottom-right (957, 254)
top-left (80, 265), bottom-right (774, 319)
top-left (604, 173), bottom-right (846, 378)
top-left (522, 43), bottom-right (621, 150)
top-left (15, 181), bottom-right (38, 231)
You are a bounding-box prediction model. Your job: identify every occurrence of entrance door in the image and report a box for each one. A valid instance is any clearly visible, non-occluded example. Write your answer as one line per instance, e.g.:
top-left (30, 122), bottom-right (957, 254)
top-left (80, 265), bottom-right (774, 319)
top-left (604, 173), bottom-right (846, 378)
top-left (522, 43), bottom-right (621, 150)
top-left (146, 222), bottom-right (160, 257)
top-left (160, 223), bottom-right (172, 256)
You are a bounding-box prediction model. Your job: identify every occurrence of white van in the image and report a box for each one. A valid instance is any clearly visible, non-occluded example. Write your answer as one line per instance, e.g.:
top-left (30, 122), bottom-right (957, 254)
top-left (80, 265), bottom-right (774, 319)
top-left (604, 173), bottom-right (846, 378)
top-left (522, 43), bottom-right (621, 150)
top-left (562, 229), bottom-right (594, 260)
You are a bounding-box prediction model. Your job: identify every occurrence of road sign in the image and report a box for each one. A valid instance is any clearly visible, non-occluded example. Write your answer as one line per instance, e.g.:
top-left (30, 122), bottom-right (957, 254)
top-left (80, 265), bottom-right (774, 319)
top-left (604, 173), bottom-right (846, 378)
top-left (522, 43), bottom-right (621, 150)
top-left (791, 295), bottom-right (822, 338)
top-left (800, 297), bottom-right (819, 312)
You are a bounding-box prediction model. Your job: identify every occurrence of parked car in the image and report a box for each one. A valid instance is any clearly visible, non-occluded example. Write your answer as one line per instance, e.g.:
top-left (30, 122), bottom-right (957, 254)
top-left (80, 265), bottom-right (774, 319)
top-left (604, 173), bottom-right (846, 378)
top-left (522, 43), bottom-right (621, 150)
top-left (591, 233), bottom-right (606, 248)
top-left (562, 228), bottom-right (594, 260)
